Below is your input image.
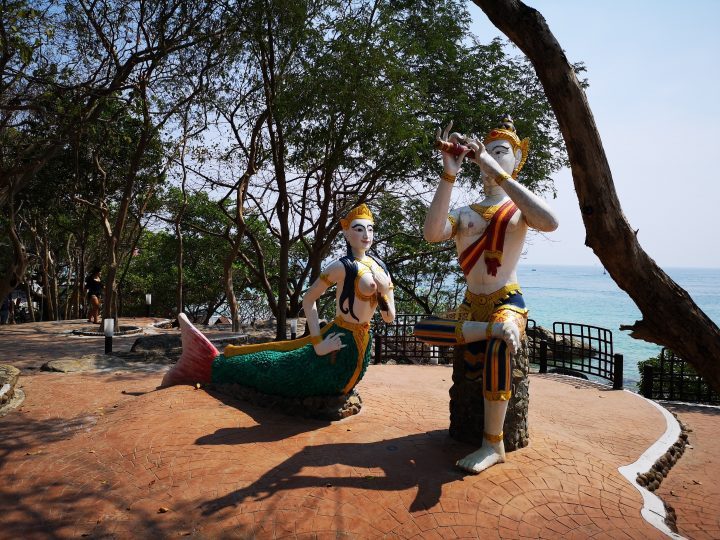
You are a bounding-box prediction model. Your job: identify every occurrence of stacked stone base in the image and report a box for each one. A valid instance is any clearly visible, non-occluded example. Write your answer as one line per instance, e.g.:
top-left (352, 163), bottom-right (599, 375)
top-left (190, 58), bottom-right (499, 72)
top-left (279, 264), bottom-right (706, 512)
top-left (208, 382), bottom-right (362, 421)
top-left (449, 337), bottom-right (530, 451)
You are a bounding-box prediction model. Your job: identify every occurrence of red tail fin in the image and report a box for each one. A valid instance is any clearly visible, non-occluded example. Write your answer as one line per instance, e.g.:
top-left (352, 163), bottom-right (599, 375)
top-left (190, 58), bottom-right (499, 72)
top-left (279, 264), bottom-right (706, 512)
top-left (160, 313), bottom-right (219, 387)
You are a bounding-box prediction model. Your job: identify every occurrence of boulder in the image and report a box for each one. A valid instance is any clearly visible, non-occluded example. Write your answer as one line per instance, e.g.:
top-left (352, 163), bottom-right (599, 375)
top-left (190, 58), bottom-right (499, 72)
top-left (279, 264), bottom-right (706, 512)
top-left (0, 364), bottom-right (20, 405)
top-left (41, 354), bottom-right (127, 372)
top-left (209, 382), bottom-right (363, 421)
top-left (130, 334), bottom-right (182, 353)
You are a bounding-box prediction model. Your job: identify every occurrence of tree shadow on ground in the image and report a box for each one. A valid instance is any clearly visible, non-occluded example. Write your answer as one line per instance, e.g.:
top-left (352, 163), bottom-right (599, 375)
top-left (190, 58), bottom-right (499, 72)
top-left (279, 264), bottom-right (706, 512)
top-left (533, 372), bottom-right (618, 391)
top-left (664, 402), bottom-right (720, 417)
top-left (195, 389), bottom-right (333, 444)
top-left (0, 410), bottom-right (187, 538)
top-left (197, 425), bottom-right (470, 515)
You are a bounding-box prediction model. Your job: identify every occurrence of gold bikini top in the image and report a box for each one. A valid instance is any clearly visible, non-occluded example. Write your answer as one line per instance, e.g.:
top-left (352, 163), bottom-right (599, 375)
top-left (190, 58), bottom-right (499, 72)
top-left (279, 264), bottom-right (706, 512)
top-left (318, 257), bottom-right (392, 306)
top-left (355, 257), bottom-right (381, 304)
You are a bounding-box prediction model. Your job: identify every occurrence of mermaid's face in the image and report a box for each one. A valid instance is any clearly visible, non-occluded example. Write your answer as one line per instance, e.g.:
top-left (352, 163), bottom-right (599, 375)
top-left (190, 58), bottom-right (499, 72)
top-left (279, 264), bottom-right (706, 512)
top-left (344, 218), bottom-right (374, 253)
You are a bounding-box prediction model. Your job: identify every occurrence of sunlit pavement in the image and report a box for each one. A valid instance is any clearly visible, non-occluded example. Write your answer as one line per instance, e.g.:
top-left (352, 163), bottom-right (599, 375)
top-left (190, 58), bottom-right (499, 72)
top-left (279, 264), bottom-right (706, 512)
top-left (0, 319), bottom-right (717, 538)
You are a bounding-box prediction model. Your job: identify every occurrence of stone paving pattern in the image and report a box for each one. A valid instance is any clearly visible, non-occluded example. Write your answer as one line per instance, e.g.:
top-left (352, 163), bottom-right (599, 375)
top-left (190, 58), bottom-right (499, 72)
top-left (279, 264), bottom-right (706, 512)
top-left (0, 319), bottom-right (718, 539)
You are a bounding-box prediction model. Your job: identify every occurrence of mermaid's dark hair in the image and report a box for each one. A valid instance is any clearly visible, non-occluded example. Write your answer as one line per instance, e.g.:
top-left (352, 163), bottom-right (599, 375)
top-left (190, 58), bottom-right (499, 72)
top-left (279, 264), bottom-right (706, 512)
top-left (337, 241), bottom-right (391, 320)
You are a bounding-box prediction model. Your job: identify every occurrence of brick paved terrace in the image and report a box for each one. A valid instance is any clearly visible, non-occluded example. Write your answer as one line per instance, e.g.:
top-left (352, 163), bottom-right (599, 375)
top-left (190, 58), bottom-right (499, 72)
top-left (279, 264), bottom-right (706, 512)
top-left (0, 319), bottom-right (718, 539)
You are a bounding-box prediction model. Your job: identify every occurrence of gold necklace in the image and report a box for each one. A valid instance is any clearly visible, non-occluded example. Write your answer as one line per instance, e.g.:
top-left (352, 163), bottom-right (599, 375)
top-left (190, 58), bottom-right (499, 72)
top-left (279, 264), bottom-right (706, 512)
top-left (470, 203), bottom-right (503, 221)
top-left (355, 256), bottom-right (375, 271)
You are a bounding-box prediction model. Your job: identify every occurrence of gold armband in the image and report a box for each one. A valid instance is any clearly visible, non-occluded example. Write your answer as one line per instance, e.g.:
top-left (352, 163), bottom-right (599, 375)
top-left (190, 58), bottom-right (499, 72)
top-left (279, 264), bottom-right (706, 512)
top-left (495, 172), bottom-right (512, 185)
top-left (388, 284), bottom-right (394, 290)
top-left (319, 273), bottom-right (333, 287)
top-left (484, 431), bottom-right (504, 443)
top-left (440, 171), bottom-right (456, 184)
top-left (448, 215), bottom-right (458, 238)
top-left (486, 322), bottom-right (495, 340)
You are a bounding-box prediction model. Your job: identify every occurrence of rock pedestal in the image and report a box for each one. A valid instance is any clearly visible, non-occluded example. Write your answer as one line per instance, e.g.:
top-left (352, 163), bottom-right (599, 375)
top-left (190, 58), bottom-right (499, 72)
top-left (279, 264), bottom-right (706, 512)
top-left (209, 383), bottom-right (363, 421)
top-left (449, 337), bottom-right (530, 451)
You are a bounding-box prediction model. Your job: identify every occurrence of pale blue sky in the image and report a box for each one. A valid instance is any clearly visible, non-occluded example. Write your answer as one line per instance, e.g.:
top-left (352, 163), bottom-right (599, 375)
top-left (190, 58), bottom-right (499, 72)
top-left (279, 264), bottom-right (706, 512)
top-left (469, 1), bottom-right (720, 268)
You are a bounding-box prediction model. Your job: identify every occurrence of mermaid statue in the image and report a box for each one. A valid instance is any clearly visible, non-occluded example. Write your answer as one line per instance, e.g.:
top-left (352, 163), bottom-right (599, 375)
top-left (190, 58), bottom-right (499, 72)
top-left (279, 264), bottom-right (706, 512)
top-left (161, 204), bottom-right (395, 398)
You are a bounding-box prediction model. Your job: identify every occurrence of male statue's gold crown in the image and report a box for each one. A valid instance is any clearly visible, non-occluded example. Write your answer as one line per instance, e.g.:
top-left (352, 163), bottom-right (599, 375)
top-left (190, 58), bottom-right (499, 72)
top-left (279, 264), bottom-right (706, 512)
top-left (482, 114), bottom-right (530, 178)
top-left (340, 204), bottom-right (374, 230)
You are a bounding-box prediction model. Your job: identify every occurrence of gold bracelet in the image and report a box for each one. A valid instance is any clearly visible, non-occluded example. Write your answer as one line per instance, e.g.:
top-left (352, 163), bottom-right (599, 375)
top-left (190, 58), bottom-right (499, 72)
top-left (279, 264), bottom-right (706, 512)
top-left (495, 172), bottom-right (512, 185)
top-left (310, 335), bottom-right (322, 345)
top-left (440, 171), bottom-right (456, 184)
top-left (484, 431), bottom-right (504, 443)
top-left (486, 322), bottom-right (495, 340)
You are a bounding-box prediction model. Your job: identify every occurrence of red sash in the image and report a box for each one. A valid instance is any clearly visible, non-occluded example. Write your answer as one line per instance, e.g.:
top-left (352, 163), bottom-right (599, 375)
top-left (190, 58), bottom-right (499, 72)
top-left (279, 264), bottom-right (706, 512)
top-left (458, 200), bottom-right (518, 276)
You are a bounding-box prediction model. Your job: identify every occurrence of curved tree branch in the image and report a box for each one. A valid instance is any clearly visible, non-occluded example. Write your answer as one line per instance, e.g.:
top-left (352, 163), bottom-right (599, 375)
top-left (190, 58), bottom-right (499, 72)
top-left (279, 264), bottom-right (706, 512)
top-left (473, 0), bottom-right (720, 390)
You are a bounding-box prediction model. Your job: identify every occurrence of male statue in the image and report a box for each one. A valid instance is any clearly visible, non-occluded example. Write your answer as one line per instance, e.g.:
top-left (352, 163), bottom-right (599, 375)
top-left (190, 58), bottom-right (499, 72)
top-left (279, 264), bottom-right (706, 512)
top-left (414, 115), bottom-right (558, 474)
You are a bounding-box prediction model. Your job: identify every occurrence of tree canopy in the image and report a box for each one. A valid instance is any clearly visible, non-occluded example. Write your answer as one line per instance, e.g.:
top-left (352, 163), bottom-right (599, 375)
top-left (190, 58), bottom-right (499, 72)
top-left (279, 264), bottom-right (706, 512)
top-left (1, 0), bottom-right (566, 334)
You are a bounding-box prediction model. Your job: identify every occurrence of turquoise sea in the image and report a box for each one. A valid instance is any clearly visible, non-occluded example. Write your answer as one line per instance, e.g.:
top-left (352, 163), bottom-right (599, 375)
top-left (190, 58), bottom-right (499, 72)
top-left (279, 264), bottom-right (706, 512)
top-left (516, 264), bottom-right (720, 389)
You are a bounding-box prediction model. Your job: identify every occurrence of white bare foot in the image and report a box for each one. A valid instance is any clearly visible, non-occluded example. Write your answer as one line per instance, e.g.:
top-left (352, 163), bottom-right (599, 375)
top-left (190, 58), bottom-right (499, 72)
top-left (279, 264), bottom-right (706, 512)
top-left (456, 441), bottom-right (506, 474)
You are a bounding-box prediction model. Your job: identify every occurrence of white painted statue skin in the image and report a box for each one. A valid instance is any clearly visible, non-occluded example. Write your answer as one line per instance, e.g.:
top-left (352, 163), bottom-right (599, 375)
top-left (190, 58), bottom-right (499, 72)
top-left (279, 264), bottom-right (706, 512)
top-left (424, 120), bottom-right (559, 474)
top-left (303, 215), bottom-right (396, 356)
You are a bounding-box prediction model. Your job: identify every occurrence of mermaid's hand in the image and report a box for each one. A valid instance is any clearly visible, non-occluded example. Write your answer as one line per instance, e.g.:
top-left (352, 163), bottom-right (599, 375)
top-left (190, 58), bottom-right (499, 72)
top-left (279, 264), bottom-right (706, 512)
top-left (313, 332), bottom-right (346, 356)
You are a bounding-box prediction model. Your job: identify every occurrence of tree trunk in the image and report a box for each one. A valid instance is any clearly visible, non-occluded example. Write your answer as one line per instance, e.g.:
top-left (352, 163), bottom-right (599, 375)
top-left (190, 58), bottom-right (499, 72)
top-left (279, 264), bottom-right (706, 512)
top-left (24, 280), bottom-right (35, 322)
top-left (40, 238), bottom-right (55, 321)
top-left (223, 241), bottom-right (242, 332)
top-left (473, 0), bottom-right (720, 391)
top-left (0, 196), bottom-right (28, 305)
top-left (176, 220), bottom-right (184, 317)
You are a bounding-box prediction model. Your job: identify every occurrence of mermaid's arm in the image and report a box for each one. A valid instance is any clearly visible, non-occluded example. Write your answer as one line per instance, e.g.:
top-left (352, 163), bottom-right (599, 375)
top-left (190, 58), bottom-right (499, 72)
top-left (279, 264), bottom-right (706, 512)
top-left (302, 261), bottom-right (345, 355)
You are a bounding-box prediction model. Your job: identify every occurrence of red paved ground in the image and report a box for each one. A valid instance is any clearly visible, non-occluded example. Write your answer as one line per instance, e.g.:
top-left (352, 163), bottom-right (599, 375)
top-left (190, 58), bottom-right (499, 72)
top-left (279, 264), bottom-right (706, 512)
top-left (1, 320), bottom-right (717, 539)
top-left (656, 404), bottom-right (720, 540)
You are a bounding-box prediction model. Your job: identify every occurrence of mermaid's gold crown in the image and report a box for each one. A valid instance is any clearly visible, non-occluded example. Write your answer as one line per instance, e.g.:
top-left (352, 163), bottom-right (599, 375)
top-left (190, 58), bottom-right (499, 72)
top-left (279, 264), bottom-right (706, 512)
top-left (340, 204), bottom-right (374, 230)
top-left (482, 114), bottom-right (530, 178)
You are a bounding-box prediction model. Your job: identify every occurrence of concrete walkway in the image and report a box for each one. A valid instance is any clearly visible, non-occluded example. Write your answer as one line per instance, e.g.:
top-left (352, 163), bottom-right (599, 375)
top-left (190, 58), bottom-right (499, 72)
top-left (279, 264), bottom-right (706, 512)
top-left (0, 319), bottom-right (717, 539)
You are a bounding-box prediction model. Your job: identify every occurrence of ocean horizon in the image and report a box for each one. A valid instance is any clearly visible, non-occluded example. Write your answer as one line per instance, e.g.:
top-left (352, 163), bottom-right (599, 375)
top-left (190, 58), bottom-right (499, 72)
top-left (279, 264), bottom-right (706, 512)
top-left (515, 263), bottom-right (720, 388)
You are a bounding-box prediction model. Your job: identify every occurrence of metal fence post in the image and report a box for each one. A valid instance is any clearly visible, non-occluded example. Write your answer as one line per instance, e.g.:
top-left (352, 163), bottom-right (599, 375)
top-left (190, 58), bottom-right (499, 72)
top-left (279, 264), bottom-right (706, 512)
top-left (374, 332), bottom-right (383, 364)
top-left (540, 341), bottom-right (547, 374)
top-left (641, 364), bottom-right (654, 398)
top-left (613, 354), bottom-right (623, 390)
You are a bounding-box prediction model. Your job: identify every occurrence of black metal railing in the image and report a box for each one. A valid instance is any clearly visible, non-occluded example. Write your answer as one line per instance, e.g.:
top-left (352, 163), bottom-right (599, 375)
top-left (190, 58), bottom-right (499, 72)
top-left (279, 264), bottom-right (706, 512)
top-left (525, 320), bottom-right (622, 389)
top-left (374, 315), bottom-right (623, 389)
top-left (640, 348), bottom-right (720, 404)
top-left (373, 313), bottom-right (454, 365)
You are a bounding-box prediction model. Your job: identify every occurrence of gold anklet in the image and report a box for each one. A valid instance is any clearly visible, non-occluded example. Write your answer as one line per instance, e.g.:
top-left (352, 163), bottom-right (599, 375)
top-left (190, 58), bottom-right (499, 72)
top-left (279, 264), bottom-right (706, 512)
top-left (484, 431), bottom-right (504, 443)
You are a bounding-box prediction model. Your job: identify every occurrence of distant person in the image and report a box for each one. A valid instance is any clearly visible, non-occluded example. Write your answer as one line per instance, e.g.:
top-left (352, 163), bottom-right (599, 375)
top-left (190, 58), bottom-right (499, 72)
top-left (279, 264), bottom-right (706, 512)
top-left (85, 267), bottom-right (103, 324)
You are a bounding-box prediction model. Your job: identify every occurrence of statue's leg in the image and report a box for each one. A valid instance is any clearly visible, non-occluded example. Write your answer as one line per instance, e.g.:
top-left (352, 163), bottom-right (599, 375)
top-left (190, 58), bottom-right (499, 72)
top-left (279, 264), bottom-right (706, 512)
top-left (412, 314), bottom-right (520, 352)
top-left (456, 336), bottom-right (512, 474)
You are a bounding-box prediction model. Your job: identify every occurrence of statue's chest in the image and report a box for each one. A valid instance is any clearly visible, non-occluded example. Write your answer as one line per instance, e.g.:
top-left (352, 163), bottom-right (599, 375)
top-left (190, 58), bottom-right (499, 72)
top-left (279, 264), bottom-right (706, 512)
top-left (456, 204), bottom-right (522, 241)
